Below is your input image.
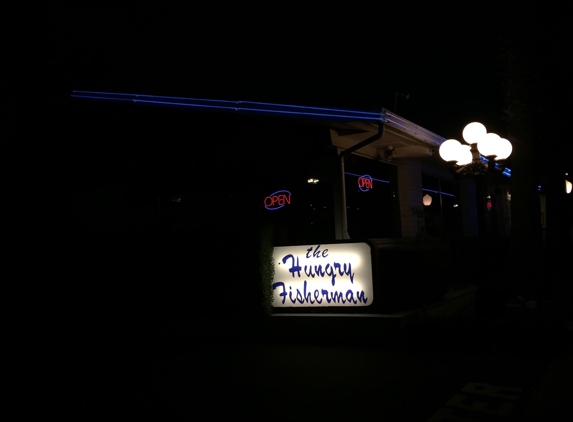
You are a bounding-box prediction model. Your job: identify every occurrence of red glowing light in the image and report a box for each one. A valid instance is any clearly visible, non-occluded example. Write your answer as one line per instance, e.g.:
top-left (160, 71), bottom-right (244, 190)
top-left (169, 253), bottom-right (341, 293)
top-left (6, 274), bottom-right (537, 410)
top-left (264, 190), bottom-right (292, 210)
top-left (358, 175), bottom-right (373, 192)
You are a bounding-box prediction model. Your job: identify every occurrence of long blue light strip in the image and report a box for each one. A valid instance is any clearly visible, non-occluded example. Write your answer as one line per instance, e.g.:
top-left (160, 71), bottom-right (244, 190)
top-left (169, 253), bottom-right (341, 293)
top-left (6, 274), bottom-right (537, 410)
top-left (71, 90), bottom-right (514, 177)
top-left (73, 93), bottom-right (239, 112)
top-left (344, 172), bottom-right (390, 184)
top-left (71, 90), bottom-right (386, 122)
top-left (73, 90), bottom-right (384, 117)
top-left (422, 188), bottom-right (455, 198)
top-left (239, 99), bottom-right (382, 117)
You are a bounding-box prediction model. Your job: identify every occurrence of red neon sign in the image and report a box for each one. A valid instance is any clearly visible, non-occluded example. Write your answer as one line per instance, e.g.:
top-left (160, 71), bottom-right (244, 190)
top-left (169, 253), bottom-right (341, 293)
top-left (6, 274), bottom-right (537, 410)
top-left (358, 175), bottom-right (373, 192)
top-left (264, 190), bottom-right (292, 210)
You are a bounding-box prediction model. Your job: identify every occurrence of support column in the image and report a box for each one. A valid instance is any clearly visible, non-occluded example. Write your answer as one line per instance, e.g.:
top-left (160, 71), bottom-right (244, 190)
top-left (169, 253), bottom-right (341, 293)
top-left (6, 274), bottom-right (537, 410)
top-left (460, 178), bottom-right (479, 237)
top-left (333, 150), bottom-right (350, 240)
top-left (396, 159), bottom-right (423, 238)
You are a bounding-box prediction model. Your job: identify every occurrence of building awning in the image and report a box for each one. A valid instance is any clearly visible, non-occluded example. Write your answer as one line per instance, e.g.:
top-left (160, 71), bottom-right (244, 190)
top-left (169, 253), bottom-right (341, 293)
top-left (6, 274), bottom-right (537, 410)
top-left (71, 90), bottom-right (510, 175)
top-left (329, 110), bottom-right (445, 160)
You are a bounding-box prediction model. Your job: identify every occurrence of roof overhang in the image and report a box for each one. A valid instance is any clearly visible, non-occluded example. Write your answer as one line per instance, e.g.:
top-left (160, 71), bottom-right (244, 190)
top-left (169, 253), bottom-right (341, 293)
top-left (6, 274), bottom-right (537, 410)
top-left (329, 109), bottom-right (445, 161)
top-left (72, 90), bottom-right (514, 175)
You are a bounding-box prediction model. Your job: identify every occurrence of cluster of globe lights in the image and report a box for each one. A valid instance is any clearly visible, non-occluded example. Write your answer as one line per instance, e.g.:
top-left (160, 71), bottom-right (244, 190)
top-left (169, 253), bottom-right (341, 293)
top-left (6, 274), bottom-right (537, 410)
top-left (439, 122), bottom-right (512, 175)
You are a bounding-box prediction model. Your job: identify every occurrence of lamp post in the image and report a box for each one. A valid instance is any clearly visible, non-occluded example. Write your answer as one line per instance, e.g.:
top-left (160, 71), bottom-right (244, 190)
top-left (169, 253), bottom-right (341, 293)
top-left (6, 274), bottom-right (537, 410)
top-left (439, 122), bottom-right (512, 176)
top-left (439, 122), bottom-right (513, 236)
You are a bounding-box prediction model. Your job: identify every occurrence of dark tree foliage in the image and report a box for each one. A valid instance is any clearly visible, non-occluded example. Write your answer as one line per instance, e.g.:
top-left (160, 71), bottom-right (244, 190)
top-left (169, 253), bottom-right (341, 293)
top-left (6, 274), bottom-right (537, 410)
top-left (498, 3), bottom-right (572, 291)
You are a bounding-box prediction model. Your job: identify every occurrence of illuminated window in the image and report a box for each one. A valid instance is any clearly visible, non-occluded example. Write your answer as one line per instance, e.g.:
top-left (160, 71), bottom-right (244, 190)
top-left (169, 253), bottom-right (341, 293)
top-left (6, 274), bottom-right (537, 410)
top-left (421, 174), bottom-right (462, 237)
top-left (344, 155), bottom-right (401, 238)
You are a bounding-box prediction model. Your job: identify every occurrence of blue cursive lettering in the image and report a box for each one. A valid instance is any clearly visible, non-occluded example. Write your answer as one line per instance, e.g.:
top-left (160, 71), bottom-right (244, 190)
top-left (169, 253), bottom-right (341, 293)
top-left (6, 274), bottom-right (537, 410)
top-left (273, 282), bottom-right (368, 305)
top-left (306, 244), bottom-right (329, 259)
top-left (282, 254), bottom-right (301, 278)
top-left (272, 281), bottom-right (288, 304)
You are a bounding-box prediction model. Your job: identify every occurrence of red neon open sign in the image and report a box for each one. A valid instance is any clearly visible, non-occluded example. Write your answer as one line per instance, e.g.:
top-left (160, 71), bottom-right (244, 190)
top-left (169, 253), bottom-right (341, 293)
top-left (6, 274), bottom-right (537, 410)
top-left (358, 175), bottom-right (373, 192)
top-left (264, 190), bottom-right (292, 210)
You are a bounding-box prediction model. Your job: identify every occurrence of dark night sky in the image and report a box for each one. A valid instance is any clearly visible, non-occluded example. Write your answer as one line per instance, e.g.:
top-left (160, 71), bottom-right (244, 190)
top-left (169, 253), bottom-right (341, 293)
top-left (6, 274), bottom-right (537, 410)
top-left (5, 2), bottom-right (571, 211)
top-left (78, 3), bottom-right (505, 138)
top-left (7, 3), bottom-right (517, 139)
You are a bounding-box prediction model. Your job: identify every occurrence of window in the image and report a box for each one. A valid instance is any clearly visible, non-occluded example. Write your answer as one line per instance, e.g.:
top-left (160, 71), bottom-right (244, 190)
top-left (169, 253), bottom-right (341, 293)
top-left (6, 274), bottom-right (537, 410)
top-left (421, 174), bottom-right (463, 237)
top-left (344, 155), bottom-right (401, 238)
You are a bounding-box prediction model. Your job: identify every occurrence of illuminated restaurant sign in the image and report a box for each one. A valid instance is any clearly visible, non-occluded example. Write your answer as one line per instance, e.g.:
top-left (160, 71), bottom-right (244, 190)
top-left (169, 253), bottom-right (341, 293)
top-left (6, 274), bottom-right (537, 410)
top-left (358, 175), bottom-right (373, 192)
top-left (264, 190), bottom-right (292, 210)
top-left (272, 242), bottom-right (373, 307)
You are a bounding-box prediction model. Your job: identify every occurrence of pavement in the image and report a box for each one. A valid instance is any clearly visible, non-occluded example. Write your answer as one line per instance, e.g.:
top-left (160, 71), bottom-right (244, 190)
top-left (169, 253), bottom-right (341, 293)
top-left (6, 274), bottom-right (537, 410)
top-left (8, 238), bottom-right (572, 421)
top-left (17, 294), bottom-right (566, 422)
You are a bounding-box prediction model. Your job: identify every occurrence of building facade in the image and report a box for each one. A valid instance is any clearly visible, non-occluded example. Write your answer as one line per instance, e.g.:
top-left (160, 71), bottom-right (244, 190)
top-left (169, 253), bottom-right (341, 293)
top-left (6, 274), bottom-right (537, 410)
top-left (70, 91), bottom-right (513, 244)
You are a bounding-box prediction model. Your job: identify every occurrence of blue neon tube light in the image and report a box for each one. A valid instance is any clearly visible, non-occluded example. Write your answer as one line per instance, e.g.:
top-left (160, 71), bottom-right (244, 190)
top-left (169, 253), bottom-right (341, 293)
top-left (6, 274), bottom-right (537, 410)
top-left (422, 188), bottom-right (455, 198)
top-left (71, 90), bottom-right (386, 122)
top-left (71, 90), bottom-right (513, 177)
top-left (344, 172), bottom-right (390, 184)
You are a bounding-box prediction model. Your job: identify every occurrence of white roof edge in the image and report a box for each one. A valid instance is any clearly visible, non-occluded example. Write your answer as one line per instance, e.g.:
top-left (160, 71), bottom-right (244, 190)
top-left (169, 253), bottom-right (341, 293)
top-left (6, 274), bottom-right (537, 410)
top-left (382, 108), bottom-right (446, 148)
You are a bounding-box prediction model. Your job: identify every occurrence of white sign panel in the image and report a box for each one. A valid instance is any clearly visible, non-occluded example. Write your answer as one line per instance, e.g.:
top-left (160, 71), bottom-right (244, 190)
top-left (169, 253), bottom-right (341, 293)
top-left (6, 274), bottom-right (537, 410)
top-left (272, 243), bottom-right (373, 307)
